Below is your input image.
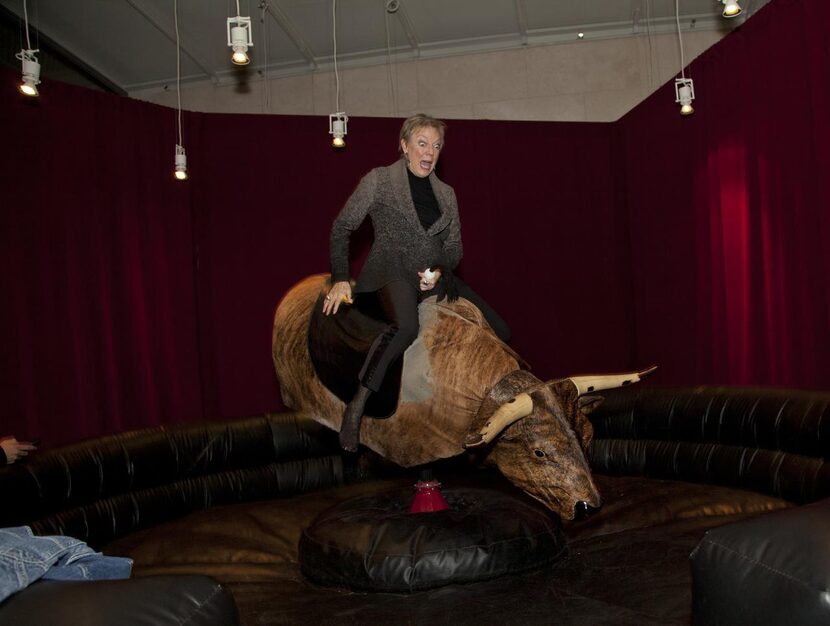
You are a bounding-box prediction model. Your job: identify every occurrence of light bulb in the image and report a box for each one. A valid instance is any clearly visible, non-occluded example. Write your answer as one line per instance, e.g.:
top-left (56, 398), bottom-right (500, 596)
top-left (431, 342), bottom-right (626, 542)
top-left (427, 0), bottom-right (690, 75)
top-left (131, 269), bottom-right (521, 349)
top-left (722, 1), bottom-right (742, 17)
top-left (232, 50), bottom-right (249, 65)
top-left (19, 81), bottom-right (38, 96)
top-left (680, 103), bottom-right (694, 116)
top-left (332, 136), bottom-right (346, 148)
top-left (174, 170), bottom-right (188, 180)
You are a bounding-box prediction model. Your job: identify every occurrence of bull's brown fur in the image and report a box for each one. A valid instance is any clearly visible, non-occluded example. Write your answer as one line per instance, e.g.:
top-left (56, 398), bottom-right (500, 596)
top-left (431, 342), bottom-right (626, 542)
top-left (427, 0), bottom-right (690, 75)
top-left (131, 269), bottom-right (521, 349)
top-left (273, 274), bottom-right (608, 519)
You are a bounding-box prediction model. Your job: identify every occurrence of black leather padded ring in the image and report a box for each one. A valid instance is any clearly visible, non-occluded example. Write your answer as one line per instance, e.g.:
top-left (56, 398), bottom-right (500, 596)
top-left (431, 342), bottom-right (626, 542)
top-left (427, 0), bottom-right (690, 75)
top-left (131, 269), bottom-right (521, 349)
top-left (299, 486), bottom-right (566, 592)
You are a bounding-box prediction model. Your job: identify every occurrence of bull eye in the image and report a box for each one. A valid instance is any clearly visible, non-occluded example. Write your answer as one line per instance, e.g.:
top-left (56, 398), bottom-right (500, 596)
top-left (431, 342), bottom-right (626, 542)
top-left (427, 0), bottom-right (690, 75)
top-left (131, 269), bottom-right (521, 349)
top-left (533, 449), bottom-right (546, 458)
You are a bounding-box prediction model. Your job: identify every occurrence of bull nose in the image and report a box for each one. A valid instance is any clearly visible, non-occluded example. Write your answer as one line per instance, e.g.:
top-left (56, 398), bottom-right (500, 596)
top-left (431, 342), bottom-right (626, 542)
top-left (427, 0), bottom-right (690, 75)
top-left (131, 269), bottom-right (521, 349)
top-left (574, 501), bottom-right (601, 520)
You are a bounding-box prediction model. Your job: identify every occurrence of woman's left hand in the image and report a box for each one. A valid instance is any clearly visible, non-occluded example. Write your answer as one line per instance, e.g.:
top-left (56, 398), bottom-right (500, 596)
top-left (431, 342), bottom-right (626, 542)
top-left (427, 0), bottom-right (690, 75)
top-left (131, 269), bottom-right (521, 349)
top-left (418, 268), bottom-right (442, 291)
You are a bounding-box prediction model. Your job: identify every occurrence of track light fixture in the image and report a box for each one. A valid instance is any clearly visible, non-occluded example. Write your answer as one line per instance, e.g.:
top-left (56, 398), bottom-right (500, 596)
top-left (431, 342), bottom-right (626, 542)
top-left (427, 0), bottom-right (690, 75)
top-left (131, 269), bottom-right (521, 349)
top-left (16, 49), bottom-right (40, 96)
top-left (228, 18), bottom-right (252, 65)
top-left (673, 0), bottom-right (696, 117)
top-left (172, 0), bottom-right (188, 181)
top-left (329, 112), bottom-right (348, 148)
top-left (674, 78), bottom-right (695, 116)
top-left (16, 0), bottom-right (40, 97)
top-left (721, 0), bottom-right (742, 18)
top-left (329, 0), bottom-right (348, 147)
top-left (227, 1), bottom-right (253, 66)
top-left (174, 145), bottom-right (188, 180)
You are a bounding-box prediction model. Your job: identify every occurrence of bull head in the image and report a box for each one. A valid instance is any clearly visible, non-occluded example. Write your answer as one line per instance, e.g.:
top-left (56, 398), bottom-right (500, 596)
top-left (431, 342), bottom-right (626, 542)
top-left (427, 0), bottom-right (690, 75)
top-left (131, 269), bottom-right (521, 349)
top-left (464, 366), bottom-right (656, 520)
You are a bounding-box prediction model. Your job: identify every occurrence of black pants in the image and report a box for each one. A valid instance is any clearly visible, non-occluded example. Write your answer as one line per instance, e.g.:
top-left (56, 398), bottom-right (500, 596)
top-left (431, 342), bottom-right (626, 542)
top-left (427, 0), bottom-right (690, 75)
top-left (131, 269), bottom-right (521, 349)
top-left (358, 277), bottom-right (511, 392)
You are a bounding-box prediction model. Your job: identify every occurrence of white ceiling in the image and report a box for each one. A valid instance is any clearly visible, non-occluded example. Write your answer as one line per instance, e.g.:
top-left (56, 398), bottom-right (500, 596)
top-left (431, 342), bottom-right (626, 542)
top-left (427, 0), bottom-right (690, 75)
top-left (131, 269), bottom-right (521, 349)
top-left (1, 0), bottom-right (768, 93)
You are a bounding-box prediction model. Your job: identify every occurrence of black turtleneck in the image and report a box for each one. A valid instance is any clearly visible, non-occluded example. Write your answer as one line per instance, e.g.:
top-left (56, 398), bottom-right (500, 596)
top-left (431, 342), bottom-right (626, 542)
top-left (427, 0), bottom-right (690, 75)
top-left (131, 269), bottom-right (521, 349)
top-left (407, 167), bottom-right (441, 230)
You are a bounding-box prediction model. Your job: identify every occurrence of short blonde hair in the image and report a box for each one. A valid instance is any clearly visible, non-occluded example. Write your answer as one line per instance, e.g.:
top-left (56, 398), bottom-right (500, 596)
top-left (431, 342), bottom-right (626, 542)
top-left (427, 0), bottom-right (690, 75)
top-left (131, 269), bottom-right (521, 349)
top-left (399, 114), bottom-right (447, 153)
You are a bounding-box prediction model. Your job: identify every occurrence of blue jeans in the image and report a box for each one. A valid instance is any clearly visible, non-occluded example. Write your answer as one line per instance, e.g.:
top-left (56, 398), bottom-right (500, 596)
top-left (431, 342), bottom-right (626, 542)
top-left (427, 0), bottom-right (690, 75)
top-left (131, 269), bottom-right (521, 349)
top-left (0, 526), bottom-right (132, 603)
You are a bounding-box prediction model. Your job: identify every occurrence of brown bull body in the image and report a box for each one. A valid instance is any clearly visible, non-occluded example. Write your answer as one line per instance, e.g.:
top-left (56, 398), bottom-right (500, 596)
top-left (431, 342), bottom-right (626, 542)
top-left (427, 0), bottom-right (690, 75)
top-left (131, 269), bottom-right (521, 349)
top-left (272, 274), bottom-right (650, 520)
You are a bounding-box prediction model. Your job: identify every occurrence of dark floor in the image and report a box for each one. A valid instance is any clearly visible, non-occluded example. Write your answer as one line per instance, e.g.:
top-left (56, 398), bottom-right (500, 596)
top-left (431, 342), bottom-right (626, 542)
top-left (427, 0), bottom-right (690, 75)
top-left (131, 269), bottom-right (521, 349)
top-left (104, 473), bottom-right (789, 625)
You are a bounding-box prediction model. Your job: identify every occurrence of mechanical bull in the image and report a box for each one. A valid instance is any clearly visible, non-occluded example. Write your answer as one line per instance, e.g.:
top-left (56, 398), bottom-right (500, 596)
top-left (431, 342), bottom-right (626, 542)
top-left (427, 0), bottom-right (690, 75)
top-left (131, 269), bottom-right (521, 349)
top-left (272, 274), bottom-right (654, 520)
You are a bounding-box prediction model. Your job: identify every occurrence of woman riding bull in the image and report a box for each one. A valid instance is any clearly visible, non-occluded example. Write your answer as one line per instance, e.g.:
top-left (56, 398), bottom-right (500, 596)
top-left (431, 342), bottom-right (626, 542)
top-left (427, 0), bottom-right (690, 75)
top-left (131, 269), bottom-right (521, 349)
top-left (323, 114), bottom-right (511, 452)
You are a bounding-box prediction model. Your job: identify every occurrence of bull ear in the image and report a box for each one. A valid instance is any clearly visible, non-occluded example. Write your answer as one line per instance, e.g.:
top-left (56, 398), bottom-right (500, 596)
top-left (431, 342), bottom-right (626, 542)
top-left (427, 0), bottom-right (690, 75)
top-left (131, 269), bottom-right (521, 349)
top-left (578, 394), bottom-right (604, 415)
top-left (567, 395), bottom-right (602, 453)
top-left (464, 393), bottom-right (533, 449)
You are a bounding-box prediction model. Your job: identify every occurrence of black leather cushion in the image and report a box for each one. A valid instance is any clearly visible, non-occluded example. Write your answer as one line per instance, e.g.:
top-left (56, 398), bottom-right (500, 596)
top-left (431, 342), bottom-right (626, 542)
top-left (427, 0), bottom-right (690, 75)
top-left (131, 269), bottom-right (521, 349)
top-left (299, 486), bottom-right (566, 592)
top-left (690, 497), bottom-right (830, 626)
top-left (590, 386), bottom-right (830, 504)
top-left (0, 413), bottom-right (344, 548)
top-left (0, 575), bottom-right (238, 626)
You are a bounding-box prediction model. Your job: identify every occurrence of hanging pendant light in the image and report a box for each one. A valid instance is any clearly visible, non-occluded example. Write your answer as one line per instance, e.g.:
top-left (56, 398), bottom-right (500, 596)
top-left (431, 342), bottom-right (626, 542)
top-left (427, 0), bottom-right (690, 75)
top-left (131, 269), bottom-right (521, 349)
top-left (329, 0), bottom-right (349, 147)
top-left (174, 145), bottom-right (188, 180)
top-left (674, 78), bottom-right (695, 116)
top-left (329, 112), bottom-right (348, 148)
top-left (172, 0), bottom-right (188, 180)
top-left (227, 1), bottom-right (253, 65)
top-left (673, 0), bottom-right (696, 116)
top-left (17, 49), bottom-right (40, 96)
top-left (16, 1), bottom-right (40, 97)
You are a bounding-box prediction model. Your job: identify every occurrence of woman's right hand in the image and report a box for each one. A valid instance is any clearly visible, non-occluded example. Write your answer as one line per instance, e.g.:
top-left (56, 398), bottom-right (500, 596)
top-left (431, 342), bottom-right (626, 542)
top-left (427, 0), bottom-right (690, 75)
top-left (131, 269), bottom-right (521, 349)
top-left (1, 437), bottom-right (37, 464)
top-left (323, 281), bottom-right (353, 315)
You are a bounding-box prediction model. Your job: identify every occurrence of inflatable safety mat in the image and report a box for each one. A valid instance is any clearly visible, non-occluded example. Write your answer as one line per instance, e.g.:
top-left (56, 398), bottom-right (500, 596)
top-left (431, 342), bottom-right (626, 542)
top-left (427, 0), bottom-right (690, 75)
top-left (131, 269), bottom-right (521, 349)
top-left (299, 486), bottom-right (566, 592)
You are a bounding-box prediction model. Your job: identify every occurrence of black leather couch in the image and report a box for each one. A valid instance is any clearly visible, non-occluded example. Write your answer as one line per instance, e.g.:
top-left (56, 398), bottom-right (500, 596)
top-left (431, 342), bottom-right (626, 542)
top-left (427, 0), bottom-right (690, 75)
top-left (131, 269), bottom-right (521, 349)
top-left (2, 386), bottom-right (829, 625)
top-left (0, 413), bottom-right (346, 626)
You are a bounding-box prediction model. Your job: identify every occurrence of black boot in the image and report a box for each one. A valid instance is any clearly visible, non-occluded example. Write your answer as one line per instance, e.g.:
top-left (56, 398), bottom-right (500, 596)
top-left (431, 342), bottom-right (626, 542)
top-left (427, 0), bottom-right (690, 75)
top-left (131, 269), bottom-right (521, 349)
top-left (340, 385), bottom-right (371, 452)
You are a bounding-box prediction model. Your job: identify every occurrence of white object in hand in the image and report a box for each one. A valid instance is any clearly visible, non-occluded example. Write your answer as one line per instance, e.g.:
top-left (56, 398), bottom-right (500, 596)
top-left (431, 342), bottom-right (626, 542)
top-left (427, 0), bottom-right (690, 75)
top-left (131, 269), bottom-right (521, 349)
top-left (423, 268), bottom-right (436, 281)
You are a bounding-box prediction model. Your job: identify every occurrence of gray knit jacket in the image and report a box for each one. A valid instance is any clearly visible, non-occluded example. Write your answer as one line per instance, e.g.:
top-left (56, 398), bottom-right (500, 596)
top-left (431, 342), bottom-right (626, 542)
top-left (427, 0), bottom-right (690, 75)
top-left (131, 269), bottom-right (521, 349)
top-left (330, 158), bottom-right (463, 293)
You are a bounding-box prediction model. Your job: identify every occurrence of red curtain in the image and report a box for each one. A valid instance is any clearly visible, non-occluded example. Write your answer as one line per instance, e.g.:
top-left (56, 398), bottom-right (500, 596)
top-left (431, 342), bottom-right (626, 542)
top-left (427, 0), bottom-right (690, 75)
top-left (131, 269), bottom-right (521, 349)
top-left (1, 80), bottom-right (203, 446)
top-left (1, 76), bottom-right (630, 447)
top-left (2, 0), bottom-right (828, 448)
top-left (618, 0), bottom-right (830, 387)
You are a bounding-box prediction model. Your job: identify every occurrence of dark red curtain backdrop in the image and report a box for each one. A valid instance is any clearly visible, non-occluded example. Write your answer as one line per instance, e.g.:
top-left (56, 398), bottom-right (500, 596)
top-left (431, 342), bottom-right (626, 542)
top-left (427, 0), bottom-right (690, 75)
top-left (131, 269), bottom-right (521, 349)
top-left (1, 0), bottom-right (827, 448)
top-left (0, 80), bottom-right (630, 446)
top-left (1, 85), bottom-right (202, 446)
top-left (618, 0), bottom-right (830, 387)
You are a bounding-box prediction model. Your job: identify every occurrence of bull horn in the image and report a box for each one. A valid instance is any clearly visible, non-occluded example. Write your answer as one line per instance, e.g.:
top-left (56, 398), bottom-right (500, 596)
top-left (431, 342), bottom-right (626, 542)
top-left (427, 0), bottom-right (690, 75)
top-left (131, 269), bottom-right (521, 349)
top-left (463, 392), bottom-right (533, 449)
top-left (566, 365), bottom-right (657, 396)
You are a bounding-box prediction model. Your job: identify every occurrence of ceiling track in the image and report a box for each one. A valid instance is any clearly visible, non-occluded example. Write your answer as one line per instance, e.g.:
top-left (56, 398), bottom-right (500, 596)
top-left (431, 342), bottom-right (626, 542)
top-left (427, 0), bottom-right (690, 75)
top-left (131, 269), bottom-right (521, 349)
top-left (262, 0), bottom-right (317, 70)
top-left (393, 0), bottom-right (420, 58)
top-left (0, 3), bottom-right (125, 94)
top-left (125, 0), bottom-right (219, 85)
